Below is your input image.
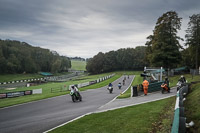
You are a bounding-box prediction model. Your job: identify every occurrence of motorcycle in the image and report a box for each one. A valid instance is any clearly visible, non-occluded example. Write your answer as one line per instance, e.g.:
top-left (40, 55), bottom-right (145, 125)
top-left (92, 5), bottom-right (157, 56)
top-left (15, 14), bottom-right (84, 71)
top-left (177, 80), bottom-right (187, 91)
top-left (118, 83), bottom-right (122, 89)
top-left (107, 86), bottom-right (113, 93)
top-left (161, 83), bottom-right (170, 93)
top-left (70, 91), bottom-right (82, 102)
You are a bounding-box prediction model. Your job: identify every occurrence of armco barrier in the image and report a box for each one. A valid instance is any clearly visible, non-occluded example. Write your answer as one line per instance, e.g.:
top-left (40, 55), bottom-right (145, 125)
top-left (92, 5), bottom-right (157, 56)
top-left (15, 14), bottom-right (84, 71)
top-left (0, 90), bottom-right (33, 99)
top-left (148, 81), bottom-right (164, 92)
top-left (171, 84), bottom-right (189, 133)
top-left (68, 74), bottom-right (115, 91)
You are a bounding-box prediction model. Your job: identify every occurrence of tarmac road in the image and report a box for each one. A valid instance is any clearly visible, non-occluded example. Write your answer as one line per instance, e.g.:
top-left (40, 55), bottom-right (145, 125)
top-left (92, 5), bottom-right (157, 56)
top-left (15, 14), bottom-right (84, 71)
top-left (0, 75), bottom-right (134, 133)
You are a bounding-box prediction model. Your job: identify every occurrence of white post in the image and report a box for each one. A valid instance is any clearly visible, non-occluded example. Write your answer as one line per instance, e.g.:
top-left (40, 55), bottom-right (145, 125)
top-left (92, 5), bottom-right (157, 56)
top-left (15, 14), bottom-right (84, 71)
top-left (144, 66), bottom-right (146, 72)
top-left (131, 86), bottom-right (133, 97)
top-left (199, 66), bottom-right (200, 75)
top-left (160, 67), bottom-right (163, 81)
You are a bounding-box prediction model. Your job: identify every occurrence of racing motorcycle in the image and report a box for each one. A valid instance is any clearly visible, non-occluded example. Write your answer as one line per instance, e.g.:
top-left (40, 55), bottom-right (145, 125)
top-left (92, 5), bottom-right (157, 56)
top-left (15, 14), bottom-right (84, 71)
top-left (161, 83), bottom-right (170, 93)
top-left (107, 86), bottom-right (113, 93)
top-left (70, 91), bottom-right (82, 102)
top-left (177, 80), bottom-right (187, 91)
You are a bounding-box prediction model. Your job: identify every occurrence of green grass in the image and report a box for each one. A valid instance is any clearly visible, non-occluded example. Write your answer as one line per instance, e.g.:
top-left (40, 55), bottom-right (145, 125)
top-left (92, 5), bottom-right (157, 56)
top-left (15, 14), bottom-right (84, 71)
top-left (118, 75), bottom-right (143, 98)
top-left (0, 72), bottom-right (117, 108)
top-left (118, 74), bottom-right (200, 99)
top-left (184, 82), bottom-right (200, 133)
top-left (80, 75), bottom-right (121, 91)
top-left (50, 97), bottom-right (175, 133)
top-left (0, 73), bottom-right (43, 83)
top-left (168, 74), bottom-right (200, 87)
top-left (71, 60), bottom-right (86, 71)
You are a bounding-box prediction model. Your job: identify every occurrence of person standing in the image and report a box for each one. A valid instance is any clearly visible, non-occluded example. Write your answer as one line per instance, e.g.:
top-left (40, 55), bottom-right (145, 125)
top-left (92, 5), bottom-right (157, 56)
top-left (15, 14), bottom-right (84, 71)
top-left (142, 79), bottom-right (149, 96)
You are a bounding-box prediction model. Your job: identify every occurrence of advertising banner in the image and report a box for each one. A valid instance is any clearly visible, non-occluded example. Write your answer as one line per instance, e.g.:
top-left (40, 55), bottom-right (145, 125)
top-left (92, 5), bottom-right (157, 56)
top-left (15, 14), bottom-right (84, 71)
top-left (25, 90), bottom-right (32, 95)
top-left (7, 91), bottom-right (25, 98)
top-left (0, 93), bottom-right (7, 99)
top-left (32, 88), bottom-right (42, 94)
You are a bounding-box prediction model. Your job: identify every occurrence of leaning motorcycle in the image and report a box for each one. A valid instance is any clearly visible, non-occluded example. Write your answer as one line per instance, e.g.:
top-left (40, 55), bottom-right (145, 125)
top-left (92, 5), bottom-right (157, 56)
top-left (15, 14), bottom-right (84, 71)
top-left (70, 91), bottom-right (82, 102)
top-left (107, 86), bottom-right (113, 93)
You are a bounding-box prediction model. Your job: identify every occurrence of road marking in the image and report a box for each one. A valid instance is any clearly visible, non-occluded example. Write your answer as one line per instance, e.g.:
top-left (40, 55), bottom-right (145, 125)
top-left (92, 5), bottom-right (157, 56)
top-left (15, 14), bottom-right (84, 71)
top-left (95, 94), bottom-right (176, 113)
top-left (43, 84), bottom-right (176, 133)
top-left (98, 75), bottom-right (135, 109)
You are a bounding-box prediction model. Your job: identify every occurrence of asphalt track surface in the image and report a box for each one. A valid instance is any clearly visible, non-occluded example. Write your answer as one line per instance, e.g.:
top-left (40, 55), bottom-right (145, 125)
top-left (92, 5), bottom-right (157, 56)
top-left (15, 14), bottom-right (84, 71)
top-left (0, 75), bottom-right (134, 133)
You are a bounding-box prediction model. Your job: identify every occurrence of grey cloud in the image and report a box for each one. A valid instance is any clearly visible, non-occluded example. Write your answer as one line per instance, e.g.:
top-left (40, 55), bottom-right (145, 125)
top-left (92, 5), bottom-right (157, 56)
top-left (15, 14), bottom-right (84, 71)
top-left (0, 0), bottom-right (199, 58)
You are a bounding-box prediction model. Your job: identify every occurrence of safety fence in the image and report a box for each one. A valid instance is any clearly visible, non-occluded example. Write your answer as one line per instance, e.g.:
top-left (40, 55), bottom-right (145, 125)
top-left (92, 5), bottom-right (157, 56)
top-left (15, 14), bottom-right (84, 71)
top-left (171, 84), bottom-right (189, 133)
top-left (0, 78), bottom-right (46, 85)
top-left (0, 72), bottom-right (81, 85)
top-left (50, 74), bottom-right (115, 93)
top-left (131, 81), bottom-right (164, 97)
top-left (51, 86), bottom-right (68, 93)
top-left (148, 81), bottom-right (164, 92)
top-left (68, 74), bottom-right (115, 91)
top-left (0, 88), bottom-right (42, 99)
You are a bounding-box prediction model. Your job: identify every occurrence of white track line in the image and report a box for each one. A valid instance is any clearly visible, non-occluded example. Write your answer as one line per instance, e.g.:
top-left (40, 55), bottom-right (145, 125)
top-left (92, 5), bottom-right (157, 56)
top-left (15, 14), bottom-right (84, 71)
top-left (43, 88), bottom-right (175, 133)
top-left (44, 75), bottom-right (134, 133)
top-left (98, 75), bottom-right (135, 109)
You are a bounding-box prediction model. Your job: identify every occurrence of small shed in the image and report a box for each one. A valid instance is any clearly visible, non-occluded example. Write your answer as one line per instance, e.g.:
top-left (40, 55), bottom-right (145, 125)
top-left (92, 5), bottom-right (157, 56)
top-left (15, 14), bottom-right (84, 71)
top-left (39, 72), bottom-right (53, 76)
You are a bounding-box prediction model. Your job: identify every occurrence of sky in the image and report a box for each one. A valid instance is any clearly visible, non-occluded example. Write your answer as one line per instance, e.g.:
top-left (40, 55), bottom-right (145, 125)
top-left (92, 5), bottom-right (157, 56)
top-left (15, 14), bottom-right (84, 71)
top-left (0, 0), bottom-right (199, 58)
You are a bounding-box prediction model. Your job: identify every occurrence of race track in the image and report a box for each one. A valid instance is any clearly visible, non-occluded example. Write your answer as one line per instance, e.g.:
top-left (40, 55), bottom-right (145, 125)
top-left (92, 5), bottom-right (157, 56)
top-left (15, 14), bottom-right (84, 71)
top-left (0, 75), bottom-right (134, 133)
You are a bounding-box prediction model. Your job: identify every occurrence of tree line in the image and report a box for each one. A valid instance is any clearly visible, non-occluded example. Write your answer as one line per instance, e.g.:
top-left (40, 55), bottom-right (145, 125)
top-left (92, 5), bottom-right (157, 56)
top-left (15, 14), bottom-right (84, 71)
top-left (86, 11), bottom-right (200, 74)
top-left (0, 39), bottom-right (71, 74)
top-left (86, 46), bottom-right (147, 74)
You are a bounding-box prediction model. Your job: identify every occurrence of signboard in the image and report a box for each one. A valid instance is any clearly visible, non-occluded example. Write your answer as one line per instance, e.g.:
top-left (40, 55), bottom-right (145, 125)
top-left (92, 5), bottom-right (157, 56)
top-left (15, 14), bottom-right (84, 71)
top-left (7, 91), bottom-right (25, 98)
top-left (25, 90), bottom-right (32, 95)
top-left (0, 93), bottom-right (7, 99)
top-left (32, 88), bottom-right (42, 94)
top-left (89, 80), bottom-right (97, 85)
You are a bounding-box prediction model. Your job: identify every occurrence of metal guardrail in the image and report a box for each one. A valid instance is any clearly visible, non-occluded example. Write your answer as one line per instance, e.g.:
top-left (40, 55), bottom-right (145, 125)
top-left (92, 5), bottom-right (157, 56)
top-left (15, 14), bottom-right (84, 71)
top-left (148, 81), bottom-right (164, 92)
top-left (171, 84), bottom-right (189, 133)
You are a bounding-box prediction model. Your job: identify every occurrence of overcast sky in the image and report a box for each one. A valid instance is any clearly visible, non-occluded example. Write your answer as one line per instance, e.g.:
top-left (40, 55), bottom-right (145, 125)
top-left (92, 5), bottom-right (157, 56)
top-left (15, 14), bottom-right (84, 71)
top-left (0, 0), bottom-right (199, 58)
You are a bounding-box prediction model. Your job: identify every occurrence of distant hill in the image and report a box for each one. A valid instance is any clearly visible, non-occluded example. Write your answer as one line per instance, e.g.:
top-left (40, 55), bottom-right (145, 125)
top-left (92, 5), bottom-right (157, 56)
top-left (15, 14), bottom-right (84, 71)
top-left (70, 57), bottom-right (85, 61)
top-left (71, 60), bottom-right (86, 71)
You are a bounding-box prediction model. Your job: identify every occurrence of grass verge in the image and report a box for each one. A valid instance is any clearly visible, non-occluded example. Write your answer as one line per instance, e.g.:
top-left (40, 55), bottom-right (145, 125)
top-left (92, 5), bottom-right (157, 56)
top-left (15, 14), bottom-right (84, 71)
top-left (71, 60), bottom-right (86, 71)
top-left (117, 75), bottom-right (143, 98)
top-left (0, 72), bottom-right (116, 108)
top-left (0, 73), bottom-right (43, 83)
top-left (50, 97), bottom-right (175, 133)
top-left (184, 82), bottom-right (200, 133)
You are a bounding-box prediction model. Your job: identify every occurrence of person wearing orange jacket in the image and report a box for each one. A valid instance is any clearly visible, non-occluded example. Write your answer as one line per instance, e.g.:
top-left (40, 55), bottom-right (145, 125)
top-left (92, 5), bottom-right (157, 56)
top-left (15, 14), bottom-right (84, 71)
top-left (142, 79), bottom-right (149, 96)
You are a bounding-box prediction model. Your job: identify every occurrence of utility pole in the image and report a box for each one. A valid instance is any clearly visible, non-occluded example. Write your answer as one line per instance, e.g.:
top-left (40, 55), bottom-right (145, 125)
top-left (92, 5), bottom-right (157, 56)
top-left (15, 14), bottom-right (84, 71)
top-left (196, 20), bottom-right (199, 70)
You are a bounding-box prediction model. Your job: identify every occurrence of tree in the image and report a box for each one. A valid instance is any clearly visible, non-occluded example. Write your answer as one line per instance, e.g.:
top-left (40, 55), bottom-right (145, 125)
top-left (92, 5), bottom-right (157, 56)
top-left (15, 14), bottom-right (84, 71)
top-left (146, 11), bottom-right (183, 69)
top-left (0, 39), bottom-right (71, 74)
top-left (86, 47), bottom-right (146, 74)
top-left (185, 14), bottom-right (200, 69)
top-left (103, 51), bottom-right (117, 72)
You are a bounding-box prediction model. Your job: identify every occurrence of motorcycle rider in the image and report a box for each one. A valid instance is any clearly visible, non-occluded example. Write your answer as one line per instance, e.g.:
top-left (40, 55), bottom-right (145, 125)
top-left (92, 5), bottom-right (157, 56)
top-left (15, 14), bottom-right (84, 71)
top-left (108, 83), bottom-right (113, 87)
top-left (108, 83), bottom-right (113, 93)
top-left (123, 79), bottom-right (125, 85)
top-left (118, 82), bottom-right (122, 89)
top-left (164, 76), bottom-right (170, 91)
top-left (179, 75), bottom-right (186, 84)
top-left (71, 85), bottom-right (80, 97)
